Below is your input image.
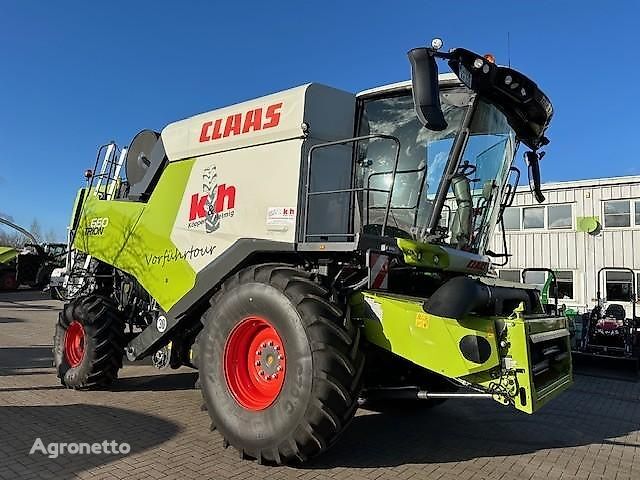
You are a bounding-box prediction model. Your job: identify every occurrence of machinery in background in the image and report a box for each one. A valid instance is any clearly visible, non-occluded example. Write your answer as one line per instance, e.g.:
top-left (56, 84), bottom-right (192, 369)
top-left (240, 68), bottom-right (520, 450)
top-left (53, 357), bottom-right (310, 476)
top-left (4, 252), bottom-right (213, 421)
top-left (0, 246), bottom-right (19, 290)
top-left (0, 217), bottom-right (66, 293)
top-left (575, 267), bottom-right (639, 365)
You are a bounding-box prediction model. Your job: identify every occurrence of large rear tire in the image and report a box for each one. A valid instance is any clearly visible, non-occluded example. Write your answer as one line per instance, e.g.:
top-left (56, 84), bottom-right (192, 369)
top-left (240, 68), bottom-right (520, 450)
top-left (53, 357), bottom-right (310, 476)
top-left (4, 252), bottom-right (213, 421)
top-left (53, 295), bottom-right (125, 389)
top-left (198, 264), bottom-right (364, 464)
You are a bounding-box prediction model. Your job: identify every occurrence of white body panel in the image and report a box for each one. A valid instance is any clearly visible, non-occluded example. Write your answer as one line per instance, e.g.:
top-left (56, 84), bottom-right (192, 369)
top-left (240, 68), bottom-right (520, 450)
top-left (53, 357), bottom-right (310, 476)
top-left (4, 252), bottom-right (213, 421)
top-left (170, 140), bottom-right (305, 271)
top-left (164, 83), bottom-right (356, 272)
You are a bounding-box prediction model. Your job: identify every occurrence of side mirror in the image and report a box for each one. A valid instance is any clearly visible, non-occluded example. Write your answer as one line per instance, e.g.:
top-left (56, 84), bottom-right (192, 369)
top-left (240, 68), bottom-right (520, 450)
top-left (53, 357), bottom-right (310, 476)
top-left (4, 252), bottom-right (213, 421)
top-left (408, 48), bottom-right (447, 131)
top-left (525, 151), bottom-right (545, 203)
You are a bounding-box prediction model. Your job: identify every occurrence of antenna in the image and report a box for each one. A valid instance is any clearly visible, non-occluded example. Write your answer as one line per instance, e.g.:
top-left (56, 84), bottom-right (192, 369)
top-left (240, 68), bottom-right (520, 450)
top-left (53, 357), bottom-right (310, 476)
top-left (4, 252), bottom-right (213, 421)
top-left (507, 32), bottom-right (511, 68)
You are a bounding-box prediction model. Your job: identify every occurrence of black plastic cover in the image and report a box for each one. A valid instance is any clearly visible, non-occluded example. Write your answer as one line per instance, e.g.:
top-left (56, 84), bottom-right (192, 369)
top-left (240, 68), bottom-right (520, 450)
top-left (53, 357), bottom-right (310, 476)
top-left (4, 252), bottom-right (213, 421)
top-left (447, 48), bottom-right (553, 150)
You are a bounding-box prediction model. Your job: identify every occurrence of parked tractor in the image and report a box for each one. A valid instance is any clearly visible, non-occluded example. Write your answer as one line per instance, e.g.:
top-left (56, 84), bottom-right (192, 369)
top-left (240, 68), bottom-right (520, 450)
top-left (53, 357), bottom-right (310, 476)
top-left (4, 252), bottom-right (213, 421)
top-left (52, 39), bottom-right (572, 464)
top-left (575, 267), bottom-right (639, 363)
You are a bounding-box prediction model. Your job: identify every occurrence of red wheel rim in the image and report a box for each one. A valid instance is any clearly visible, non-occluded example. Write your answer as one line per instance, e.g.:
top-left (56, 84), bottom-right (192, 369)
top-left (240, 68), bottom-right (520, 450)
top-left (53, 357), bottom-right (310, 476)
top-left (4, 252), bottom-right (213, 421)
top-left (64, 321), bottom-right (86, 367)
top-left (223, 316), bottom-right (286, 411)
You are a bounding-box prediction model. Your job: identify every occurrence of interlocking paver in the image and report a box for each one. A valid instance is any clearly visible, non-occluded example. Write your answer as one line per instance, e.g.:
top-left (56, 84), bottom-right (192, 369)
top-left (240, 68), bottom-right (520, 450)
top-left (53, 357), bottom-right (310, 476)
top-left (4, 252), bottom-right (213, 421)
top-left (1, 290), bottom-right (640, 480)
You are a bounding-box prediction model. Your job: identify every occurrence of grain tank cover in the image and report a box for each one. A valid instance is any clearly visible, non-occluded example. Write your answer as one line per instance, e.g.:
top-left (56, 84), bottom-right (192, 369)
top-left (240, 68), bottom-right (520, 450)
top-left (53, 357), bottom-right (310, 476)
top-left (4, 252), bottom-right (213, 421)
top-left (161, 84), bottom-right (356, 161)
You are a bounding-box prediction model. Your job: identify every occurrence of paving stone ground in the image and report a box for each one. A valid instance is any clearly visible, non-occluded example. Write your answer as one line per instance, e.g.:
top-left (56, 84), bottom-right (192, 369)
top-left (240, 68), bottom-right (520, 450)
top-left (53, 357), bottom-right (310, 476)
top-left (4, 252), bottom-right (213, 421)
top-left (1, 290), bottom-right (639, 480)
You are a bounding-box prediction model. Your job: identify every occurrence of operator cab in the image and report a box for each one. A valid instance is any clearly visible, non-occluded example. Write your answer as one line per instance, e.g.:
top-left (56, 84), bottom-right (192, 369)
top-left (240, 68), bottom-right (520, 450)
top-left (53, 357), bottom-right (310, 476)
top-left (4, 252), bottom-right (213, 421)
top-left (347, 41), bottom-right (552, 259)
top-left (356, 74), bottom-right (518, 255)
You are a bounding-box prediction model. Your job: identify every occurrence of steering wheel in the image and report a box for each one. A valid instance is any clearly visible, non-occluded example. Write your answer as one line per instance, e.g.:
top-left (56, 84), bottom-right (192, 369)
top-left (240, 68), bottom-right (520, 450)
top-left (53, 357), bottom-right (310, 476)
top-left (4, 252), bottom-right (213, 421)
top-left (457, 160), bottom-right (477, 176)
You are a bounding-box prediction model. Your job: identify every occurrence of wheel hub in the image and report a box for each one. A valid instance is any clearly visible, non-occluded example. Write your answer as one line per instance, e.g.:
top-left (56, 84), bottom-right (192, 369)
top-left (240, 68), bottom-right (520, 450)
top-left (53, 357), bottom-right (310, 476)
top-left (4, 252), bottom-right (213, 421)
top-left (255, 342), bottom-right (284, 378)
top-left (223, 316), bottom-right (286, 411)
top-left (64, 321), bottom-right (86, 368)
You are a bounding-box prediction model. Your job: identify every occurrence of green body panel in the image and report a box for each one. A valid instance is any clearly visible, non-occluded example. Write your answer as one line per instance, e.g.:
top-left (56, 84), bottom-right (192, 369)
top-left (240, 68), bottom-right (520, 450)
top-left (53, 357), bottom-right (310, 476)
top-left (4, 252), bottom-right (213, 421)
top-left (356, 292), bottom-right (498, 378)
top-left (495, 311), bottom-right (573, 413)
top-left (0, 247), bottom-right (18, 265)
top-left (396, 238), bottom-right (450, 269)
top-left (73, 161), bottom-right (196, 311)
top-left (69, 188), bottom-right (86, 230)
top-left (353, 292), bottom-right (573, 414)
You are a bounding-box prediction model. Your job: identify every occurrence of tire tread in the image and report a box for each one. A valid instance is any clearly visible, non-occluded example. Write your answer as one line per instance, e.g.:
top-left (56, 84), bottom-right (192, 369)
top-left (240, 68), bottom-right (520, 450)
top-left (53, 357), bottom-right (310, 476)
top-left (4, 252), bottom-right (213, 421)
top-left (199, 263), bottom-right (364, 465)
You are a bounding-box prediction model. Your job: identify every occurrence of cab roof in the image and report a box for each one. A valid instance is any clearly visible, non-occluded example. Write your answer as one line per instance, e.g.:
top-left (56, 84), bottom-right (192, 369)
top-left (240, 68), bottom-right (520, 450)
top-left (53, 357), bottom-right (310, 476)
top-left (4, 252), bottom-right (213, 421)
top-left (357, 72), bottom-right (461, 98)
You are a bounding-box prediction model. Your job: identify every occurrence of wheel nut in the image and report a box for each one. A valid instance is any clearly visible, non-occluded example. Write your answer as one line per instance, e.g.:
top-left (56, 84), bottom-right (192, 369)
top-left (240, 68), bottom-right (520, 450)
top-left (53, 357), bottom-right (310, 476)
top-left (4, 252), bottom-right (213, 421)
top-left (255, 361), bottom-right (261, 366)
top-left (276, 365), bottom-right (282, 372)
top-left (278, 354), bottom-right (284, 360)
top-left (259, 370), bottom-right (265, 376)
top-left (272, 373), bottom-right (278, 379)
top-left (256, 349), bottom-right (262, 356)
top-left (268, 341), bottom-right (274, 347)
top-left (275, 345), bottom-right (280, 351)
top-left (261, 342), bottom-right (267, 348)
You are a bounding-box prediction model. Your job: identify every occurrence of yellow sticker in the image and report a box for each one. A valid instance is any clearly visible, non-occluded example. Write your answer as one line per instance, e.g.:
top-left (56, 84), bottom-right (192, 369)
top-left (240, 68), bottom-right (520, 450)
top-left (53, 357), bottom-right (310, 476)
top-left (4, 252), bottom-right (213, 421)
top-left (415, 312), bottom-right (430, 329)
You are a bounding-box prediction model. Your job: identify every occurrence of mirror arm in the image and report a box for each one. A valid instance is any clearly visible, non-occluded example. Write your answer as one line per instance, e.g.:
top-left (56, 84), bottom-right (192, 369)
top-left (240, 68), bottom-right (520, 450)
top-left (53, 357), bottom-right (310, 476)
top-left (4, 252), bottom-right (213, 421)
top-left (432, 50), bottom-right (454, 60)
top-left (525, 150), bottom-right (545, 203)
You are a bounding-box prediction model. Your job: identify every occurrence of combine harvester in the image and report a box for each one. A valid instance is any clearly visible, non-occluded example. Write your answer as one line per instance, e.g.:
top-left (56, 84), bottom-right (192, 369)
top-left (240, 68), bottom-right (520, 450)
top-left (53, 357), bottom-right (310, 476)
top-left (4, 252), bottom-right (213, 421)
top-left (52, 39), bottom-right (572, 464)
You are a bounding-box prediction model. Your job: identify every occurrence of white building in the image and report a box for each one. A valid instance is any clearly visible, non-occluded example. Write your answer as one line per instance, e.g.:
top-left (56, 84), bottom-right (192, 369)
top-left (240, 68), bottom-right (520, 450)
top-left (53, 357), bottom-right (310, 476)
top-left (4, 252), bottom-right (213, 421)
top-left (489, 175), bottom-right (640, 314)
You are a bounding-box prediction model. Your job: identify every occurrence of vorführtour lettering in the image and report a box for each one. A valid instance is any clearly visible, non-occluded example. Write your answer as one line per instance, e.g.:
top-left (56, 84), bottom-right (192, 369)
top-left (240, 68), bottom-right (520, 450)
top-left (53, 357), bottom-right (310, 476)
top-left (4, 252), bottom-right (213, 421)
top-left (144, 246), bottom-right (216, 267)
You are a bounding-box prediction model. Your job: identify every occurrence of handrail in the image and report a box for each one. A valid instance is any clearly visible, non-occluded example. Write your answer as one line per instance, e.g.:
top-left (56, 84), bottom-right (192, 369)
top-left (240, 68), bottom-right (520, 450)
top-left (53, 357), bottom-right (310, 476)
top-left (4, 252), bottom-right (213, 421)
top-left (303, 134), bottom-right (401, 241)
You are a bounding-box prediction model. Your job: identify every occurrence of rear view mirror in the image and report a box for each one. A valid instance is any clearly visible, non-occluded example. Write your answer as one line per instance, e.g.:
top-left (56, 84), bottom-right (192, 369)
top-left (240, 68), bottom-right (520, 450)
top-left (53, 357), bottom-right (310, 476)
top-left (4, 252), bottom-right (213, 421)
top-left (408, 48), bottom-right (447, 131)
top-left (525, 151), bottom-right (545, 203)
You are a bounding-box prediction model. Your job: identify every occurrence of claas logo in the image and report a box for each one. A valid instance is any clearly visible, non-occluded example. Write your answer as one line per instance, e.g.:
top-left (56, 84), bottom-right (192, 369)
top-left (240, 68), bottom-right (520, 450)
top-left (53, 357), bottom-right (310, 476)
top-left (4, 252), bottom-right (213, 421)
top-left (189, 184), bottom-right (236, 221)
top-left (199, 102), bottom-right (283, 143)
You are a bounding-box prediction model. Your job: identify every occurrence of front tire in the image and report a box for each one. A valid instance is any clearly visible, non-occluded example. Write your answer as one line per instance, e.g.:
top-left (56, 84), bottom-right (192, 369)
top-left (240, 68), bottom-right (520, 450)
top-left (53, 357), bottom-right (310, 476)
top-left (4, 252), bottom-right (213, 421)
top-left (53, 295), bottom-right (125, 389)
top-left (198, 264), bottom-right (364, 464)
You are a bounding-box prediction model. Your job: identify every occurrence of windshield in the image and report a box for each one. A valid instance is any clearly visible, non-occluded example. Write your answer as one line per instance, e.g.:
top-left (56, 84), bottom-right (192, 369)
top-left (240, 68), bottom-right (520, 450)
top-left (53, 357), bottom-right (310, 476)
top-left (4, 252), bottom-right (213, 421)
top-left (444, 99), bottom-right (517, 252)
top-left (357, 91), bottom-right (516, 253)
top-left (356, 88), bottom-right (472, 237)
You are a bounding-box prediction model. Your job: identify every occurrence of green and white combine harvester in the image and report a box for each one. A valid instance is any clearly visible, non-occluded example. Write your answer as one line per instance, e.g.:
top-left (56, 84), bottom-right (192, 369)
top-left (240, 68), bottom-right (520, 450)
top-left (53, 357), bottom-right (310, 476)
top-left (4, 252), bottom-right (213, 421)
top-left (53, 39), bottom-right (572, 464)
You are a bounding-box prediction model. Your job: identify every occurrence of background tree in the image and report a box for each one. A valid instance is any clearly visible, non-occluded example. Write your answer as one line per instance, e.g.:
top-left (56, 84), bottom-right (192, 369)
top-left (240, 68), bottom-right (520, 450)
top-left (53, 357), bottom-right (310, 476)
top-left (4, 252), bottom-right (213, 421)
top-left (0, 217), bottom-right (62, 247)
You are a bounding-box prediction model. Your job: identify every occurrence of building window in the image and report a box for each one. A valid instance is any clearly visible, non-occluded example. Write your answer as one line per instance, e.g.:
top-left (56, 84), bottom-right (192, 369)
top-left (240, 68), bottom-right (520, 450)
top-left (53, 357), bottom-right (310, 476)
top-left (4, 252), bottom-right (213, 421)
top-left (635, 200), bottom-right (640, 226)
top-left (523, 270), bottom-right (546, 289)
top-left (550, 271), bottom-right (574, 300)
top-left (498, 270), bottom-right (520, 282)
top-left (547, 204), bottom-right (572, 229)
top-left (605, 271), bottom-right (634, 301)
top-left (523, 207), bottom-right (544, 229)
top-left (603, 200), bottom-right (631, 228)
top-left (502, 207), bottom-right (520, 230)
